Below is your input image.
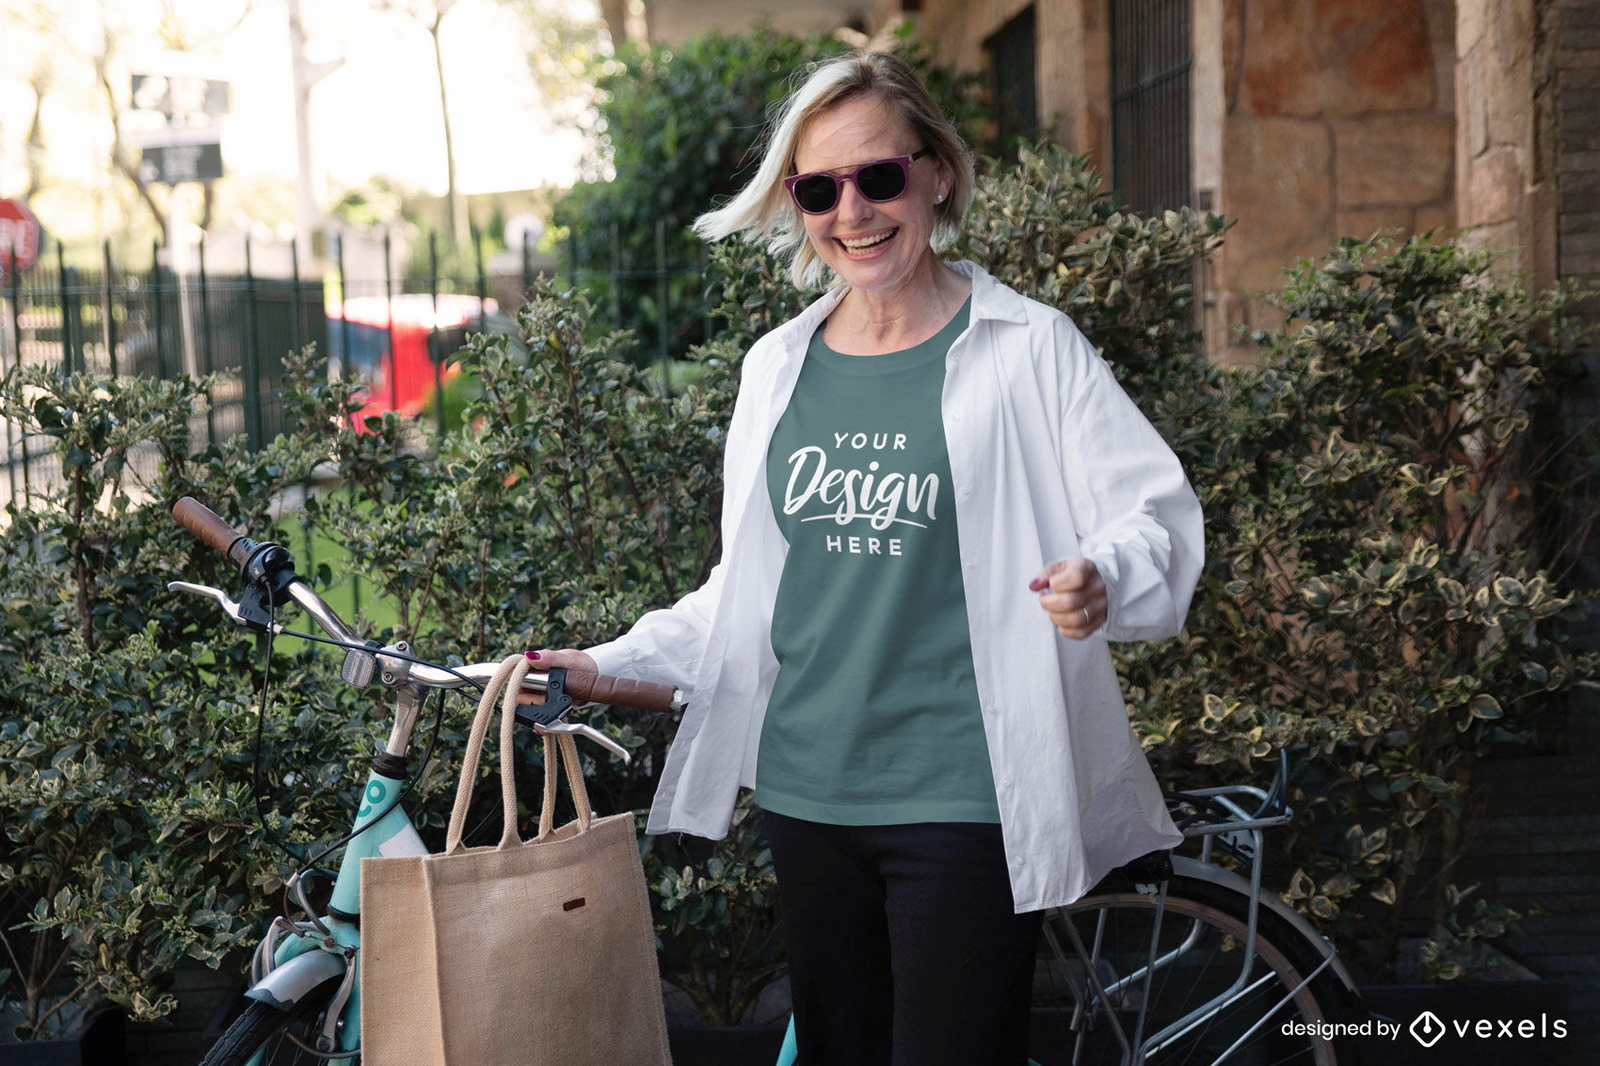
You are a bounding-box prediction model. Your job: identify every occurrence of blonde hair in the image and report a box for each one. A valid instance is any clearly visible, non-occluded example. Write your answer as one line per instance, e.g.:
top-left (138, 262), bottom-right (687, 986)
top-left (692, 51), bottom-right (974, 290)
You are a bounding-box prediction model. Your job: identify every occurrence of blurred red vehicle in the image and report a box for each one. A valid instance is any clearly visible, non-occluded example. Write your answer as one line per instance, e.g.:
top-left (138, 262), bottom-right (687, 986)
top-left (327, 293), bottom-right (502, 429)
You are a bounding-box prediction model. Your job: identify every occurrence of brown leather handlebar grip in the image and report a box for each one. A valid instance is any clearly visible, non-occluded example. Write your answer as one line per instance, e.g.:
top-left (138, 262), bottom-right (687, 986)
top-left (563, 669), bottom-right (680, 713)
top-left (172, 497), bottom-right (247, 558)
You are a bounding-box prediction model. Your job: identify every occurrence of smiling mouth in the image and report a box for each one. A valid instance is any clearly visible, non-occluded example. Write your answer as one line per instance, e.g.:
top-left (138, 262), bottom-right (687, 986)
top-left (838, 230), bottom-right (896, 253)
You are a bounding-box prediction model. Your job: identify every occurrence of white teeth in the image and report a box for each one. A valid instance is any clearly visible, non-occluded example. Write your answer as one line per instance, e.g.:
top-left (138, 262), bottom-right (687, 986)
top-left (841, 231), bottom-right (893, 251)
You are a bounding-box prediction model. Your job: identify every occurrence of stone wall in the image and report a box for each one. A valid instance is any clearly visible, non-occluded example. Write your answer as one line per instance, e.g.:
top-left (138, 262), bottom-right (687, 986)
top-left (911, 0), bottom-right (1113, 173)
top-left (1205, 0), bottom-right (1457, 361)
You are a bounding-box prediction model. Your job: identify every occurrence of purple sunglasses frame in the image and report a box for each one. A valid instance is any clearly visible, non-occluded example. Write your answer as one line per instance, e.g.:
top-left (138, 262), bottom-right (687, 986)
top-left (783, 147), bottom-right (933, 215)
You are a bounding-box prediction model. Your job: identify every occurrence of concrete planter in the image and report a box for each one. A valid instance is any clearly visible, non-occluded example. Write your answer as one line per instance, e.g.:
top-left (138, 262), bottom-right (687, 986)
top-left (666, 1022), bottom-right (787, 1066)
top-left (0, 1010), bottom-right (125, 1066)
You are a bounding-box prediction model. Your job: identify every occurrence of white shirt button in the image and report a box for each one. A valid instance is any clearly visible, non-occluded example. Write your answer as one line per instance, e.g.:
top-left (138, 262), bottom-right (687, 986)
top-left (999, 778), bottom-right (1012, 789)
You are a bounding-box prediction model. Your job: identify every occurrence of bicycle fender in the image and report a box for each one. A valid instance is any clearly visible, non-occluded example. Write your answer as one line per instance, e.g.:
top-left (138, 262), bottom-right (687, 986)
top-left (1170, 855), bottom-right (1361, 997)
top-left (243, 948), bottom-right (347, 1012)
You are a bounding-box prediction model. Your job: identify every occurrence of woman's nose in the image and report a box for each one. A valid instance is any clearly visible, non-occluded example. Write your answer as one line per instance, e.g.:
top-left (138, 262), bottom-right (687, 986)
top-left (835, 177), bottom-right (874, 223)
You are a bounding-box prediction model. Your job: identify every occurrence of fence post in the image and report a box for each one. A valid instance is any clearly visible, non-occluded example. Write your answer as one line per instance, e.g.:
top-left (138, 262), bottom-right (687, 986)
top-left (654, 217), bottom-right (670, 384)
top-left (701, 242), bottom-right (714, 346)
top-left (56, 242), bottom-right (74, 377)
top-left (197, 234), bottom-right (216, 443)
top-left (290, 238), bottom-right (304, 359)
top-left (429, 231), bottom-right (443, 438)
top-left (608, 222), bottom-right (621, 329)
top-left (335, 231), bottom-right (352, 370)
top-left (473, 224), bottom-right (487, 309)
top-left (3, 241), bottom-right (19, 508)
top-left (8, 241), bottom-right (29, 504)
top-left (384, 228), bottom-right (397, 413)
top-left (102, 240), bottom-right (118, 377)
top-left (522, 229), bottom-right (533, 299)
top-left (151, 240), bottom-right (168, 380)
top-left (243, 236), bottom-right (263, 451)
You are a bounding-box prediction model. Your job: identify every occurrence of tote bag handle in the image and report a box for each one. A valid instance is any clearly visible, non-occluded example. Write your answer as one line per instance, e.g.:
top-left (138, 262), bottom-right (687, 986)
top-left (445, 653), bottom-right (594, 854)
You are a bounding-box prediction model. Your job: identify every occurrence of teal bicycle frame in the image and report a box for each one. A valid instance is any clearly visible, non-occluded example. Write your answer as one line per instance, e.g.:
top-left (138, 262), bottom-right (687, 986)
top-left (242, 763), bottom-right (426, 1063)
top-left (172, 572), bottom-right (639, 1065)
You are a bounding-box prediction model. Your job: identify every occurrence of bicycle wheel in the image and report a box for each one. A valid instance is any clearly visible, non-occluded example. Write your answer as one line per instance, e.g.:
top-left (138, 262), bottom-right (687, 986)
top-left (1032, 877), bottom-right (1362, 1066)
top-left (200, 984), bottom-right (359, 1066)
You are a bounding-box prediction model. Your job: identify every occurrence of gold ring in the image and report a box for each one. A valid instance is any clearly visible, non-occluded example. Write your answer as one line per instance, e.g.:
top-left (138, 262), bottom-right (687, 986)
top-left (1082, 607), bottom-right (1092, 626)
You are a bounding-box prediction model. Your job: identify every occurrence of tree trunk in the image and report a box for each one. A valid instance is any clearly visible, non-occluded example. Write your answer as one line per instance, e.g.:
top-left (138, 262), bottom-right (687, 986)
top-left (430, 13), bottom-right (466, 245)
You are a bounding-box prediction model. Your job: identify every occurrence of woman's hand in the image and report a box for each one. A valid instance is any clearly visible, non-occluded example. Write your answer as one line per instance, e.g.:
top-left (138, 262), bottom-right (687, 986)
top-left (517, 648), bottom-right (599, 705)
top-left (1029, 559), bottom-right (1106, 640)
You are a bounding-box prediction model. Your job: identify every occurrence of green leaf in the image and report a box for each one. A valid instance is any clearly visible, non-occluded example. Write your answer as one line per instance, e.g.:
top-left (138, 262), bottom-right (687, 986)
top-left (1468, 694), bottom-right (1503, 720)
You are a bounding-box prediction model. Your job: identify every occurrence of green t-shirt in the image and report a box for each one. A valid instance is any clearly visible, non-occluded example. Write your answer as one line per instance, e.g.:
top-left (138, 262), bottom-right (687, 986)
top-left (756, 298), bottom-right (999, 825)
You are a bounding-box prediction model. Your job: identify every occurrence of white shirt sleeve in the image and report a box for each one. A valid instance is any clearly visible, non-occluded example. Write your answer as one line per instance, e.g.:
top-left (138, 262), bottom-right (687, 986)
top-left (583, 345), bottom-right (768, 689)
top-left (1053, 315), bottom-right (1204, 641)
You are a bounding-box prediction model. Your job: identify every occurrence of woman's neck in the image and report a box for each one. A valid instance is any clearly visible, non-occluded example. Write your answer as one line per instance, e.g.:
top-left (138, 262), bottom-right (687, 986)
top-left (825, 259), bottom-right (972, 356)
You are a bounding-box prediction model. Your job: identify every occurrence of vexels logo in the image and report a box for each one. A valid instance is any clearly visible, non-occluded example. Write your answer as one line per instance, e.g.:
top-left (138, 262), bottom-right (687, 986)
top-left (1405, 1010), bottom-right (1567, 1047)
top-left (1409, 1011), bottom-right (1446, 1048)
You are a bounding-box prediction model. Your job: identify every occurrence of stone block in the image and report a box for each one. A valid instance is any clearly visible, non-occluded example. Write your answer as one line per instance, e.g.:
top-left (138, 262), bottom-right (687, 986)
top-left (1459, 0), bottom-right (1490, 58)
top-left (1335, 205), bottom-right (1417, 242)
top-left (1222, 115), bottom-right (1334, 291)
top-left (1333, 113), bottom-right (1455, 206)
top-left (1565, 164), bottom-right (1600, 197)
top-left (1415, 202), bottom-right (1459, 235)
top-left (1567, 67), bottom-right (1600, 90)
top-left (1560, 211), bottom-right (1600, 236)
top-left (1563, 230), bottom-right (1600, 260)
top-left (1463, 145), bottom-right (1527, 226)
top-left (1561, 151), bottom-right (1600, 175)
top-left (1495, 0), bottom-right (1536, 73)
top-left (1462, 46), bottom-right (1490, 155)
top-left (1563, 249), bottom-right (1600, 276)
top-left (1238, 0), bottom-right (1435, 116)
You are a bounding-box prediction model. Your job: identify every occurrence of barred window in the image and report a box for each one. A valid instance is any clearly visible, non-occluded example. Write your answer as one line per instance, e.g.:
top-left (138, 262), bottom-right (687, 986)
top-left (1111, 0), bottom-right (1193, 212)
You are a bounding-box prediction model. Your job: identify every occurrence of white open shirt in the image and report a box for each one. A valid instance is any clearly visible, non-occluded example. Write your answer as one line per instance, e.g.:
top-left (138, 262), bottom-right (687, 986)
top-left (588, 260), bottom-right (1202, 911)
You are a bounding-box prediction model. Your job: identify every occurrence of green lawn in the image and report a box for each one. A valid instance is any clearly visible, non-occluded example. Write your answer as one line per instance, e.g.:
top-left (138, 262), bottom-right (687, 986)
top-left (275, 506), bottom-right (402, 653)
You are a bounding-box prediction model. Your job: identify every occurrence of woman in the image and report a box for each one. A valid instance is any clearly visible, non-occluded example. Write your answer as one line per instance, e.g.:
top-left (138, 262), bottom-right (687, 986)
top-left (532, 51), bottom-right (1202, 1065)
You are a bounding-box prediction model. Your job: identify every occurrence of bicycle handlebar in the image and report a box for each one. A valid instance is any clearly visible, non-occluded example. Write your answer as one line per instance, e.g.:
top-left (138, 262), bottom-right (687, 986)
top-left (173, 496), bottom-right (252, 566)
top-left (169, 496), bottom-right (685, 715)
top-left (563, 669), bottom-right (680, 713)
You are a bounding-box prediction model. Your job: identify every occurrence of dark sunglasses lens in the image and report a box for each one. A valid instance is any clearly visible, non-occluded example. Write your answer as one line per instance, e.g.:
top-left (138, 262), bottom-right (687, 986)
top-left (855, 161), bottom-right (907, 202)
top-left (793, 176), bottom-right (839, 213)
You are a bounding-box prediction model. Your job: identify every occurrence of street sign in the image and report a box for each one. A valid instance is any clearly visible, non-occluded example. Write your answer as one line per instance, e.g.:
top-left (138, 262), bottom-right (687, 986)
top-left (140, 142), bottom-right (224, 185)
top-left (130, 74), bottom-right (231, 120)
top-left (0, 198), bottom-right (43, 274)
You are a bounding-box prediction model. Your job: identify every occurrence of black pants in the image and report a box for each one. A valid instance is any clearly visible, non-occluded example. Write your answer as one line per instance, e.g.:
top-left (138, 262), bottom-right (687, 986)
top-left (763, 811), bottom-right (1044, 1066)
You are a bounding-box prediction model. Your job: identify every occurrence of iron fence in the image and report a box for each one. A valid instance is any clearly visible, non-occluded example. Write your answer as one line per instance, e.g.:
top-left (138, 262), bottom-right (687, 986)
top-left (1, 221), bottom-right (706, 514)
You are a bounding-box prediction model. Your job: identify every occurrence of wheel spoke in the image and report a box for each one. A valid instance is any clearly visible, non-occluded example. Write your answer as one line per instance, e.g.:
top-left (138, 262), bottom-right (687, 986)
top-left (1033, 880), bottom-right (1351, 1066)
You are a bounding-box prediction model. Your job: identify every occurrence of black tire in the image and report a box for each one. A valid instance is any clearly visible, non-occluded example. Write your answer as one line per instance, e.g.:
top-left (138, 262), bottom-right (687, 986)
top-left (1032, 876), bottom-right (1366, 1066)
top-left (199, 983), bottom-right (359, 1066)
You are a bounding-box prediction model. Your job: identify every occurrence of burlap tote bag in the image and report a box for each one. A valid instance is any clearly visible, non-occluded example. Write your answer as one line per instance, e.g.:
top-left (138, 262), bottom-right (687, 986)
top-left (361, 653), bottom-right (672, 1065)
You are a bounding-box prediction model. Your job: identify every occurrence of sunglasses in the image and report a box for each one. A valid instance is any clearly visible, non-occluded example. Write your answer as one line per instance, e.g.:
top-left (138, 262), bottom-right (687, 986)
top-left (784, 147), bottom-right (933, 215)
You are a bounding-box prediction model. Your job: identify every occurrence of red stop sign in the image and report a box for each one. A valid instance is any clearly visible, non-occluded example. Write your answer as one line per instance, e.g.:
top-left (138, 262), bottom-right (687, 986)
top-left (0, 198), bottom-right (43, 274)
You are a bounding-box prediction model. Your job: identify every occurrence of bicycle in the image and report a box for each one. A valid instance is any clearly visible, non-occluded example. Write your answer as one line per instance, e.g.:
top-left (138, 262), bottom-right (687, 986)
top-left (1022, 753), bottom-right (1371, 1066)
top-left (167, 497), bottom-right (683, 1065)
top-left (172, 493), bottom-right (1365, 1066)
top-left (767, 755), bottom-right (1369, 1066)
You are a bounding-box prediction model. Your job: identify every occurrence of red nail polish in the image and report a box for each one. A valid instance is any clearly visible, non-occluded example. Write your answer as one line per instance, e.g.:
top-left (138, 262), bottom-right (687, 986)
top-left (526, 650), bottom-right (541, 660)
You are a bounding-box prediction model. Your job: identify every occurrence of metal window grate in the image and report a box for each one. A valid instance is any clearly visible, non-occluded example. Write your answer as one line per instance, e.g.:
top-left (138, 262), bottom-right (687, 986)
top-left (986, 6), bottom-right (1039, 158)
top-left (1111, 0), bottom-right (1193, 213)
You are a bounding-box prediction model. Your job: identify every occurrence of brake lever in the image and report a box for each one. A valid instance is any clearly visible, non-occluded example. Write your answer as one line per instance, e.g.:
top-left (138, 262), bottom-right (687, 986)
top-left (537, 720), bottom-right (632, 764)
top-left (167, 581), bottom-right (285, 635)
